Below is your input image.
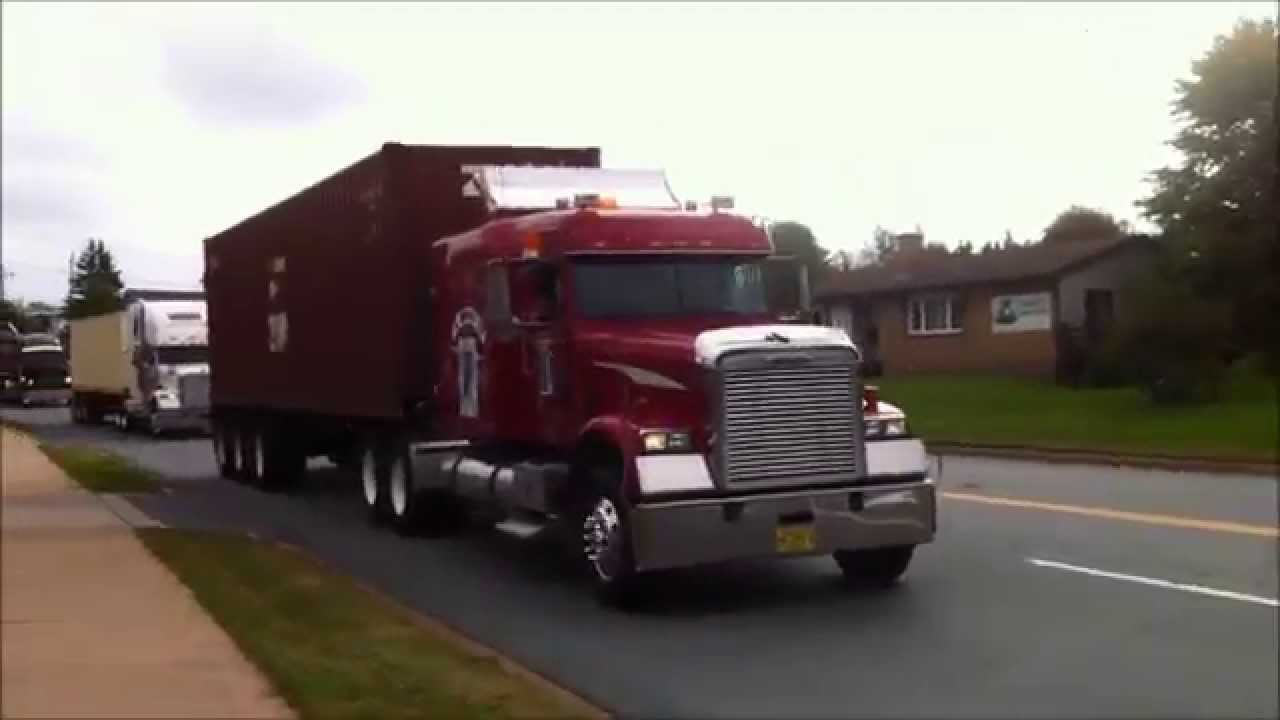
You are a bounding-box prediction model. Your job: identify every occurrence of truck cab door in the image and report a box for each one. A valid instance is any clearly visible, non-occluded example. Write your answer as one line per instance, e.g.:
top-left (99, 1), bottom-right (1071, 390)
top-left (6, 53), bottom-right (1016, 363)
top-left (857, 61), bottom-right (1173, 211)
top-left (506, 259), bottom-right (572, 445)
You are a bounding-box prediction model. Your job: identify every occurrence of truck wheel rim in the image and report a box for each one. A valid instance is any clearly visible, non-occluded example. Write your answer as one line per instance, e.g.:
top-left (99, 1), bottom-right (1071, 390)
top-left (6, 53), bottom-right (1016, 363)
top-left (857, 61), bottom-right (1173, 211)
top-left (389, 457), bottom-right (408, 517)
top-left (361, 449), bottom-right (378, 507)
top-left (583, 497), bottom-right (623, 582)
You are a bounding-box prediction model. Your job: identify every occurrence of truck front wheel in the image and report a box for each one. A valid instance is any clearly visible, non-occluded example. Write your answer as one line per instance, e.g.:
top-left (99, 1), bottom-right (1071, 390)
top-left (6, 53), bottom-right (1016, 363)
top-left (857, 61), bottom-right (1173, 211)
top-left (577, 466), bottom-right (641, 606)
top-left (834, 545), bottom-right (915, 588)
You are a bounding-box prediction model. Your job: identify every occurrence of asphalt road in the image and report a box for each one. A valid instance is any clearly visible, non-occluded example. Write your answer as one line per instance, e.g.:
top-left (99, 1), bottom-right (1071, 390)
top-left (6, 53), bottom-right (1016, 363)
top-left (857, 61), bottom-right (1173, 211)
top-left (5, 406), bottom-right (1278, 719)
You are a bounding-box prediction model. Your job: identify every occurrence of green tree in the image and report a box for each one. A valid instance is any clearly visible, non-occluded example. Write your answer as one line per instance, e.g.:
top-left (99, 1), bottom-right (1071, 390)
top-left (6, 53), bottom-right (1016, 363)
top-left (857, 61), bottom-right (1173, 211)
top-left (1042, 206), bottom-right (1125, 244)
top-left (855, 225), bottom-right (897, 266)
top-left (769, 221), bottom-right (831, 286)
top-left (1138, 17), bottom-right (1278, 367)
top-left (0, 298), bottom-right (29, 330)
top-left (64, 238), bottom-right (124, 319)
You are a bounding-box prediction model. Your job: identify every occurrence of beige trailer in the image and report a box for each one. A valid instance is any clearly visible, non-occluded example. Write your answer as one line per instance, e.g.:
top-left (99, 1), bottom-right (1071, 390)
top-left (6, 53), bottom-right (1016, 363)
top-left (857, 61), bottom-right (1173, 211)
top-left (68, 311), bottom-right (135, 422)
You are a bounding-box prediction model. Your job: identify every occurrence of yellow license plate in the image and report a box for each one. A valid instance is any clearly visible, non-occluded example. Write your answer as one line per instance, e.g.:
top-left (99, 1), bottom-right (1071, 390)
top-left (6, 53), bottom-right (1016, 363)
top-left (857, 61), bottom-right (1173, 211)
top-left (775, 525), bottom-right (817, 553)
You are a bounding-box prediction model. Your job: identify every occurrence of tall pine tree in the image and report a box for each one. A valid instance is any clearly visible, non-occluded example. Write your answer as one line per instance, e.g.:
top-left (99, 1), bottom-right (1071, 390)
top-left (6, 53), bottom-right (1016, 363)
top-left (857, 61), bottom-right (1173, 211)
top-left (64, 238), bottom-right (124, 319)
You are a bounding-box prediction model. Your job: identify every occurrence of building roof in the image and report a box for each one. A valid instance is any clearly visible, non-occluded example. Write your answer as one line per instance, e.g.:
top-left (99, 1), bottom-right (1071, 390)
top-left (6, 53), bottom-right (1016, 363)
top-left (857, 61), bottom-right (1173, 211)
top-left (816, 236), bottom-right (1152, 299)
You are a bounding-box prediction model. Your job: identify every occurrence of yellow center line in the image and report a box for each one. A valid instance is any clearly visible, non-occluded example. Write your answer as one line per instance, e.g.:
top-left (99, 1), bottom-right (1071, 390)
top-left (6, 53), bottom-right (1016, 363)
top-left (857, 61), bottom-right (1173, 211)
top-left (941, 490), bottom-right (1280, 539)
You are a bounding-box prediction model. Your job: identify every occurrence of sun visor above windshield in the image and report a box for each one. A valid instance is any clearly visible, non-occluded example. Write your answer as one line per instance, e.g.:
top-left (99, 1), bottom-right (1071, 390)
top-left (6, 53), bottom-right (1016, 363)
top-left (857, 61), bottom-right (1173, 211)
top-left (462, 166), bottom-right (681, 212)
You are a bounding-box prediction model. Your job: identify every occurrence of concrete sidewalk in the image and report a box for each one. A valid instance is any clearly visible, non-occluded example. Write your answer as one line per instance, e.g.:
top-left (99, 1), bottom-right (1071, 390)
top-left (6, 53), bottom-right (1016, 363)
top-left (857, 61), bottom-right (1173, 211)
top-left (1, 428), bottom-right (293, 719)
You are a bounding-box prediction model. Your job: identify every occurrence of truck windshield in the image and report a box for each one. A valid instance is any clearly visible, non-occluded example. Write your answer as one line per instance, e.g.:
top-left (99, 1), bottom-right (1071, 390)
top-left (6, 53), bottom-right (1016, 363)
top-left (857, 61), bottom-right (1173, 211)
top-left (574, 258), bottom-right (769, 318)
top-left (156, 345), bottom-right (208, 365)
top-left (19, 350), bottom-right (67, 371)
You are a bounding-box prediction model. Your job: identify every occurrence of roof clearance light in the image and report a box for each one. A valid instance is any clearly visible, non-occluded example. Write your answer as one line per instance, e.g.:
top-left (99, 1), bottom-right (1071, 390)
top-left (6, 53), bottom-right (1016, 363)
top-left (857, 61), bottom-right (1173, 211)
top-left (522, 232), bottom-right (543, 259)
top-left (573, 193), bottom-right (600, 209)
top-left (598, 196), bottom-right (618, 209)
top-left (710, 196), bottom-right (735, 212)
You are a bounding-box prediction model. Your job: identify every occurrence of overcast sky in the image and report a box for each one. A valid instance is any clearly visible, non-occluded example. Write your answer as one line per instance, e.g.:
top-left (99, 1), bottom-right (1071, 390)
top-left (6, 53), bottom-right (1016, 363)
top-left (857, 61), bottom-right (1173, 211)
top-left (2, 1), bottom-right (1273, 304)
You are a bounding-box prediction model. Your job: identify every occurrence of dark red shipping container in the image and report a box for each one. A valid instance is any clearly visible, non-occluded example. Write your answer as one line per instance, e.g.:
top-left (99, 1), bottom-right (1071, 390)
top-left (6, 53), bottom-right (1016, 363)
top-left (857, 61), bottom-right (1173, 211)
top-left (203, 143), bottom-right (601, 421)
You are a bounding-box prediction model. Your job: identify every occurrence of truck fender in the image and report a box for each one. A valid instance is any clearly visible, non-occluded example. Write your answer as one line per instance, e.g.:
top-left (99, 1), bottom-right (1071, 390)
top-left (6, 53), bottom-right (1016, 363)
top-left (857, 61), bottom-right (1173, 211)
top-left (573, 415), bottom-right (641, 501)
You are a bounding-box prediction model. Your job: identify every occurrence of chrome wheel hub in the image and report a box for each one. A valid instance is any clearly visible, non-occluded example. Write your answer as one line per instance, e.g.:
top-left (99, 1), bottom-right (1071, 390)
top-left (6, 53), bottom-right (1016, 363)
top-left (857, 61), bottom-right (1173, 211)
top-left (389, 457), bottom-right (408, 517)
top-left (361, 449), bottom-right (378, 507)
top-left (583, 497), bottom-right (623, 581)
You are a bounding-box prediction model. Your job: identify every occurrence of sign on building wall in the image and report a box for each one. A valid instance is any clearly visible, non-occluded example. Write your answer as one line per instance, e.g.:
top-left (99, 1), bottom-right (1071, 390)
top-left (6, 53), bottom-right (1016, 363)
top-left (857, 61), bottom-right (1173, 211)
top-left (991, 292), bottom-right (1052, 333)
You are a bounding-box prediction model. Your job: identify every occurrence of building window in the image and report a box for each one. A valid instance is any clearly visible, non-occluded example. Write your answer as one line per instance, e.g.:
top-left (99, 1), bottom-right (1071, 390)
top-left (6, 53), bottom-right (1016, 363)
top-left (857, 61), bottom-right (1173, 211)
top-left (907, 293), bottom-right (964, 335)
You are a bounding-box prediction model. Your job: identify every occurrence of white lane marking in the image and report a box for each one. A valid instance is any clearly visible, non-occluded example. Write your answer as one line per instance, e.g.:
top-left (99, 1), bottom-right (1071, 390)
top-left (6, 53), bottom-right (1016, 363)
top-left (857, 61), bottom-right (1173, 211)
top-left (1028, 558), bottom-right (1279, 608)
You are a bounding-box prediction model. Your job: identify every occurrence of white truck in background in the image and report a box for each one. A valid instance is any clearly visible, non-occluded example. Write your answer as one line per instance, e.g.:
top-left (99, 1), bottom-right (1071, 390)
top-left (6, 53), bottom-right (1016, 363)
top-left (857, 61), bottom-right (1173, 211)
top-left (69, 289), bottom-right (211, 435)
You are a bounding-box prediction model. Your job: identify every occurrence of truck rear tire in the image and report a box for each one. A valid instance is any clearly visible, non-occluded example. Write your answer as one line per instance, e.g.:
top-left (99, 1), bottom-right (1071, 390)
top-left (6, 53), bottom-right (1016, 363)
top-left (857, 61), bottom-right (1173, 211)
top-left (834, 545), bottom-right (915, 588)
top-left (576, 465), bottom-right (642, 607)
top-left (386, 445), bottom-right (461, 537)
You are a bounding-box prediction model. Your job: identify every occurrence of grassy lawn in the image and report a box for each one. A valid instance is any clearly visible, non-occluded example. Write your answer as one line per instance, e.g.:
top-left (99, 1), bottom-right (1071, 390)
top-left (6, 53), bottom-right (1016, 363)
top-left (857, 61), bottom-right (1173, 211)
top-left (40, 444), bottom-right (161, 493)
top-left (875, 366), bottom-right (1278, 462)
top-left (138, 529), bottom-right (598, 720)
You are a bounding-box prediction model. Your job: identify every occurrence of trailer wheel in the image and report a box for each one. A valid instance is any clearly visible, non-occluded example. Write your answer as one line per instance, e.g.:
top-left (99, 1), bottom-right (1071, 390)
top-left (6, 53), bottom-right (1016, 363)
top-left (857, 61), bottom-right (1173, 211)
top-left (213, 422), bottom-right (238, 479)
top-left (360, 439), bottom-right (390, 523)
top-left (71, 397), bottom-right (86, 424)
top-left (238, 424), bottom-right (264, 485)
top-left (577, 464), bottom-right (642, 607)
top-left (834, 545), bottom-right (915, 588)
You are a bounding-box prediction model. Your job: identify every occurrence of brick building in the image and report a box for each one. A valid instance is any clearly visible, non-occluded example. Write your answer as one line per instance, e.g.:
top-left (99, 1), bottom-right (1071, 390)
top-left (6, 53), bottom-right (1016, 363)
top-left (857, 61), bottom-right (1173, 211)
top-left (814, 234), bottom-right (1156, 378)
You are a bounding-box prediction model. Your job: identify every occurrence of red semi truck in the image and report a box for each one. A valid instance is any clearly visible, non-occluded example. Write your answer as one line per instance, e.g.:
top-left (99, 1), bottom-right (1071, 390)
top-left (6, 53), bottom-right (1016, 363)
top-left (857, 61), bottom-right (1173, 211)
top-left (204, 143), bottom-right (936, 604)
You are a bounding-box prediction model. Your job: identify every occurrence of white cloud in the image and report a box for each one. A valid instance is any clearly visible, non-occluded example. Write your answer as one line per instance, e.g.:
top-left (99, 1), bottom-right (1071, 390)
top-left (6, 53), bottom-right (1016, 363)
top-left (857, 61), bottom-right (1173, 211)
top-left (1, 1), bottom-right (1274, 303)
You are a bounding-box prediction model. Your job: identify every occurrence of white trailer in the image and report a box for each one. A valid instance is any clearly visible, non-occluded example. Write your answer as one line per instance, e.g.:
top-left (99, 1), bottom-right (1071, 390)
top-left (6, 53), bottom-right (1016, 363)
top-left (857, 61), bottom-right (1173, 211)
top-left (69, 289), bottom-right (211, 435)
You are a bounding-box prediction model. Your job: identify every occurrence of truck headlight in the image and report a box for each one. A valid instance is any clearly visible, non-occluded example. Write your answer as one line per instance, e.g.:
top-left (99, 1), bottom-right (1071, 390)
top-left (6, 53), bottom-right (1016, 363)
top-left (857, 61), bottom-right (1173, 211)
top-left (641, 430), bottom-right (692, 454)
top-left (865, 418), bottom-right (908, 438)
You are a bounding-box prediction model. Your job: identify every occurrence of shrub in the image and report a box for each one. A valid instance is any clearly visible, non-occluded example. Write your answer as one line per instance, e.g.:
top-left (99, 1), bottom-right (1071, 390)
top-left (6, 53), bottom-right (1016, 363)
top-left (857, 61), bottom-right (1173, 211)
top-left (1114, 270), bottom-right (1233, 405)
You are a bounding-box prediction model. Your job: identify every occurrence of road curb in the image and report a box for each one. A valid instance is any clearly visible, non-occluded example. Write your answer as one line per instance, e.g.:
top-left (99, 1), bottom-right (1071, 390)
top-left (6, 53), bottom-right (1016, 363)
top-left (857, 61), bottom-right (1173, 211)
top-left (928, 443), bottom-right (1279, 477)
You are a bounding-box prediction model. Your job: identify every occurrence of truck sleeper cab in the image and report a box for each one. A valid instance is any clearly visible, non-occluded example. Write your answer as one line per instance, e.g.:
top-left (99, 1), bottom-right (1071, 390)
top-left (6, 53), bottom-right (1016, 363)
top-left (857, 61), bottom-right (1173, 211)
top-left (204, 148), bottom-right (936, 606)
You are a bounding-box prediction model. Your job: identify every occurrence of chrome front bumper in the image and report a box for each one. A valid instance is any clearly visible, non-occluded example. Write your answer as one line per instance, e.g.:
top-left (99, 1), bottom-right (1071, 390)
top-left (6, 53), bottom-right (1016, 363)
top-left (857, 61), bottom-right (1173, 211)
top-left (629, 479), bottom-right (936, 572)
top-left (21, 388), bottom-right (71, 406)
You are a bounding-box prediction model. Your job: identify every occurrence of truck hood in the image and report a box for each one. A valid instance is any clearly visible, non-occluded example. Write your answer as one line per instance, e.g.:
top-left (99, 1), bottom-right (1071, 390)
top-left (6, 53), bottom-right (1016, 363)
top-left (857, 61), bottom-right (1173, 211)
top-left (577, 319), bottom-right (856, 381)
top-left (575, 317), bottom-right (747, 393)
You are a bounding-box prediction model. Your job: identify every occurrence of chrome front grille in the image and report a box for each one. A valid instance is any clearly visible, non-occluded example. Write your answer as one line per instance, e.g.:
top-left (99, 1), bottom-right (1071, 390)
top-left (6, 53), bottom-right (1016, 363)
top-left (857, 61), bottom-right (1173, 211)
top-left (720, 352), bottom-right (861, 485)
top-left (179, 374), bottom-right (211, 410)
